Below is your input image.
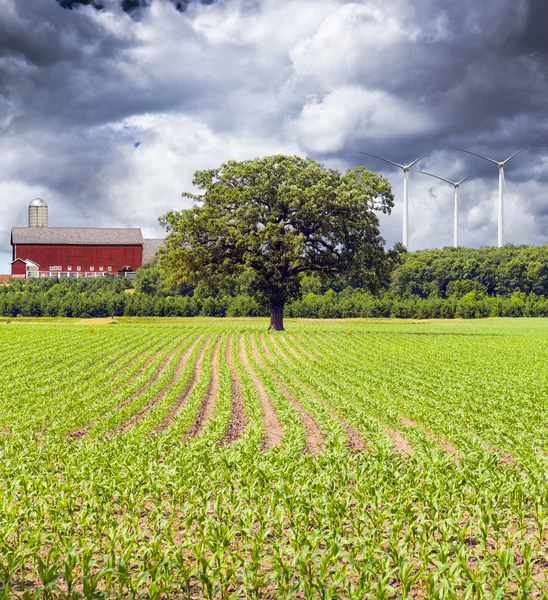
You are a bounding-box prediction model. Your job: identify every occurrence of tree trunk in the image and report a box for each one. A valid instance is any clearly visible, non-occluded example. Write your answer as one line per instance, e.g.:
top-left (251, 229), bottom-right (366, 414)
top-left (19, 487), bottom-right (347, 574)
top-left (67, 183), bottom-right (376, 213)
top-left (268, 304), bottom-right (284, 331)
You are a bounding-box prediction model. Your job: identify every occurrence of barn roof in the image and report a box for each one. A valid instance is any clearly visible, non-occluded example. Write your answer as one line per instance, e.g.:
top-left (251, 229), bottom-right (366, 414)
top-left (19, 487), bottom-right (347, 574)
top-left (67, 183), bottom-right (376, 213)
top-left (142, 238), bottom-right (165, 264)
top-left (11, 227), bottom-right (144, 245)
top-left (11, 258), bottom-right (39, 266)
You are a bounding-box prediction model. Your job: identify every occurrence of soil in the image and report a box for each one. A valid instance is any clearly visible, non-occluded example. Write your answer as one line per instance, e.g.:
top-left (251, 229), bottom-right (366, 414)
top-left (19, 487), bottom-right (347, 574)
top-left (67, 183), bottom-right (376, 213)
top-left (275, 335), bottom-right (301, 360)
top-left (267, 336), bottom-right (367, 451)
top-left (154, 335), bottom-right (210, 433)
top-left (400, 416), bottom-right (460, 457)
top-left (258, 334), bottom-right (275, 362)
top-left (114, 337), bottom-right (206, 435)
top-left (68, 338), bottom-right (186, 438)
top-left (187, 335), bottom-right (223, 437)
top-left (221, 333), bottom-right (247, 445)
top-left (251, 335), bottom-right (324, 455)
top-left (285, 335), bottom-right (316, 361)
top-left (238, 334), bottom-right (283, 449)
top-left (382, 425), bottom-right (416, 456)
top-left (268, 336), bottom-right (290, 362)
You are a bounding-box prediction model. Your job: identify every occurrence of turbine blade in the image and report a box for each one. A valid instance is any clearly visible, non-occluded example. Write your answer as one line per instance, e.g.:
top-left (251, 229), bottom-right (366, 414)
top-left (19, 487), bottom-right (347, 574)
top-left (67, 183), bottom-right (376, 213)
top-left (454, 148), bottom-right (499, 166)
top-left (418, 170), bottom-right (455, 186)
top-left (358, 151), bottom-right (405, 170)
top-left (503, 134), bottom-right (540, 164)
top-left (407, 142), bottom-right (441, 169)
top-left (457, 171), bottom-right (475, 185)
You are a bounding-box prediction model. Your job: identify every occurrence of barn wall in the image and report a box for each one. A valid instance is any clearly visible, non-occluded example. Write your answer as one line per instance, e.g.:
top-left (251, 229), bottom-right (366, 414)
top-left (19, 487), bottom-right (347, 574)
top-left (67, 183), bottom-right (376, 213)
top-left (11, 244), bottom-right (143, 274)
top-left (11, 260), bottom-right (26, 275)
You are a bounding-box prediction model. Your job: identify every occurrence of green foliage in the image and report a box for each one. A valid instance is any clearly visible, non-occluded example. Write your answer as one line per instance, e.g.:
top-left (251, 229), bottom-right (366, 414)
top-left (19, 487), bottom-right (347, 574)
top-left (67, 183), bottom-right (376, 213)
top-left (3, 276), bottom-right (548, 319)
top-left (0, 319), bottom-right (547, 597)
top-left (391, 245), bottom-right (548, 298)
top-left (158, 155), bottom-right (394, 325)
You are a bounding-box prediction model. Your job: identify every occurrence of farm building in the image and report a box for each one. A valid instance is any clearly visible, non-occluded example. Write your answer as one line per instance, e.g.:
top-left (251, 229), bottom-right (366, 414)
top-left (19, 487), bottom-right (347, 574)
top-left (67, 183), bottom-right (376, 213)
top-left (10, 199), bottom-right (163, 278)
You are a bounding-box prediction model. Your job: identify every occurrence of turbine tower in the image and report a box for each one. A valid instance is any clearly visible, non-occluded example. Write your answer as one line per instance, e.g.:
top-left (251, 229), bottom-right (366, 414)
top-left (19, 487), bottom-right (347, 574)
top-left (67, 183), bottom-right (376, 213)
top-left (419, 171), bottom-right (474, 247)
top-left (455, 136), bottom-right (538, 247)
top-left (358, 146), bottom-right (437, 248)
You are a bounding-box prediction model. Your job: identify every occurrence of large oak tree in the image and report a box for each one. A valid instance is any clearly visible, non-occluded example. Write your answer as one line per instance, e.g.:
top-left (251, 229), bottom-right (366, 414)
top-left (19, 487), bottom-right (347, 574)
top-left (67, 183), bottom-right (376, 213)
top-left (158, 155), bottom-right (394, 330)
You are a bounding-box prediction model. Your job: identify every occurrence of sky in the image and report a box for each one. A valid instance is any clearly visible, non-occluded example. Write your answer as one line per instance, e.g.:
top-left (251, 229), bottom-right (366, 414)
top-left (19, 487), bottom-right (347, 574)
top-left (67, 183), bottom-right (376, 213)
top-left (1, 0), bottom-right (548, 272)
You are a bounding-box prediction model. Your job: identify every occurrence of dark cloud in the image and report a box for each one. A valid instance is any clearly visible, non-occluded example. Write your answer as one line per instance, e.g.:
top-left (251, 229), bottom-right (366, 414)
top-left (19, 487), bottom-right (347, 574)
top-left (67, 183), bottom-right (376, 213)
top-left (1, 0), bottom-right (548, 272)
top-left (56, 0), bottom-right (214, 15)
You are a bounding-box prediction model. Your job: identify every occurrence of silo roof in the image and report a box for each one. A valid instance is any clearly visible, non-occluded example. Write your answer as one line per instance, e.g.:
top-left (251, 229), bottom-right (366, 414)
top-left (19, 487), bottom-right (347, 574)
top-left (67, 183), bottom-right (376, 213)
top-left (29, 198), bottom-right (48, 207)
top-left (11, 227), bottom-right (144, 245)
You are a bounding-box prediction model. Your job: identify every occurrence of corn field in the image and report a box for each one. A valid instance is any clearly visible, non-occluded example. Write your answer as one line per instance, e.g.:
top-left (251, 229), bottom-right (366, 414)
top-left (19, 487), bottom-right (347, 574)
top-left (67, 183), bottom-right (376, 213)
top-left (1, 318), bottom-right (547, 599)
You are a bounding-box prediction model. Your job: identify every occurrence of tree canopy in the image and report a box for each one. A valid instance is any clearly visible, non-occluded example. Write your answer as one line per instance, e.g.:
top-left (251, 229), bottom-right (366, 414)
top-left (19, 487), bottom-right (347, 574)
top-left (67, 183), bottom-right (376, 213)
top-left (158, 154), bottom-right (394, 330)
top-left (390, 245), bottom-right (548, 298)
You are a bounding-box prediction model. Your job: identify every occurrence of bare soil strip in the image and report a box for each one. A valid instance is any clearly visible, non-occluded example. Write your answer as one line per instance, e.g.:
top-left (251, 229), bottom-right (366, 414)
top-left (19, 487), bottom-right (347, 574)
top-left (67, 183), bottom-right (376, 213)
top-left (275, 335), bottom-right (302, 361)
top-left (267, 336), bottom-right (367, 451)
top-left (239, 334), bottom-right (283, 449)
top-left (83, 347), bottom-right (131, 373)
top-left (400, 416), bottom-right (460, 457)
top-left (113, 335), bottom-right (206, 435)
top-left (382, 424), bottom-right (416, 456)
top-left (154, 335), bottom-right (210, 433)
top-left (125, 338), bottom-right (177, 385)
top-left (187, 335), bottom-right (223, 437)
top-left (285, 334), bottom-right (316, 361)
top-left (479, 438), bottom-right (516, 466)
top-left (269, 336), bottom-right (290, 362)
top-left (251, 336), bottom-right (323, 454)
top-left (221, 334), bottom-right (247, 445)
top-left (110, 338), bottom-right (190, 415)
top-left (258, 335), bottom-right (275, 362)
top-left (69, 339), bottom-right (188, 439)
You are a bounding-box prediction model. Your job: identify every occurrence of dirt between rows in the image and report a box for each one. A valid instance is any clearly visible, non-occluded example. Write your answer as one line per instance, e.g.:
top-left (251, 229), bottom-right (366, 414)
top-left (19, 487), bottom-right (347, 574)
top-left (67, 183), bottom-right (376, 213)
top-left (221, 333), bottom-right (247, 445)
top-left (69, 337), bottom-right (188, 438)
top-left (252, 335), bottom-right (324, 455)
top-left (238, 334), bottom-right (284, 449)
top-left (285, 334), bottom-right (316, 361)
top-left (265, 335), bottom-right (368, 452)
top-left (280, 335), bottom-right (460, 459)
top-left (153, 334), bottom-right (210, 434)
top-left (125, 336), bottom-right (183, 386)
top-left (112, 335), bottom-right (206, 436)
top-left (400, 416), bottom-right (460, 457)
top-left (187, 335), bottom-right (223, 437)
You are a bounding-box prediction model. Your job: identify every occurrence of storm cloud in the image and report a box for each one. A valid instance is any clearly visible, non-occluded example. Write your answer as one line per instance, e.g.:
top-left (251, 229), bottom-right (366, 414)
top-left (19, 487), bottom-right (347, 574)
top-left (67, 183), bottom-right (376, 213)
top-left (1, 0), bottom-right (547, 271)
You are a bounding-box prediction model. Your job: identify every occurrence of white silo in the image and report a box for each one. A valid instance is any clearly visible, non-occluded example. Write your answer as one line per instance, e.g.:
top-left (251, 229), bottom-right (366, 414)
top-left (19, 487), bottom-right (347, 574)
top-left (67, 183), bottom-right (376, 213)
top-left (29, 198), bottom-right (48, 227)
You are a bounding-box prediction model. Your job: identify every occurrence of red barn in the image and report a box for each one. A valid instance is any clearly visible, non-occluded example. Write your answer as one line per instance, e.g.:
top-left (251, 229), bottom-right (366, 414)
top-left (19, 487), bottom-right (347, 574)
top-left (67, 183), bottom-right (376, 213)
top-left (9, 200), bottom-right (163, 278)
top-left (11, 228), bottom-right (145, 277)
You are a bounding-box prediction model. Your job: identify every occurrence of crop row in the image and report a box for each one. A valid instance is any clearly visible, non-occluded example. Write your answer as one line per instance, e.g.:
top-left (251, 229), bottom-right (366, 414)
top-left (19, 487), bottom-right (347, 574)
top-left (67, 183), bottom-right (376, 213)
top-left (0, 319), bottom-right (547, 598)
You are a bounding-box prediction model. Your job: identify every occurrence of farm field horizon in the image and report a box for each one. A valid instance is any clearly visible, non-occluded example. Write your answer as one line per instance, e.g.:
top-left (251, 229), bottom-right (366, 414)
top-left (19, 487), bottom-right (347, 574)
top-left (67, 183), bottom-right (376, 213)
top-left (1, 318), bottom-right (548, 598)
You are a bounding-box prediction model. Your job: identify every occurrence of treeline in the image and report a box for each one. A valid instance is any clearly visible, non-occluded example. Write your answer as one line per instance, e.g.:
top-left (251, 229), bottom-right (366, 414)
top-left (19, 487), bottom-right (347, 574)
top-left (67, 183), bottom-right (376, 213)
top-left (3, 244), bottom-right (548, 319)
top-left (2, 278), bottom-right (548, 319)
top-left (391, 245), bottom-right (548, 297)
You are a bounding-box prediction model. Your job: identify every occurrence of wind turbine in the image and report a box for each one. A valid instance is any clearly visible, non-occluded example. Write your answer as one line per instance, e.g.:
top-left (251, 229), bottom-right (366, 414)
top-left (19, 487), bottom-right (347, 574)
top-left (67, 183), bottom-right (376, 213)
top-left (419, 171), bottom-right (474, 247)
top-left (358, 145), bottom-right (438, 248)
top-left (455, 136), bottom-right (538, 247)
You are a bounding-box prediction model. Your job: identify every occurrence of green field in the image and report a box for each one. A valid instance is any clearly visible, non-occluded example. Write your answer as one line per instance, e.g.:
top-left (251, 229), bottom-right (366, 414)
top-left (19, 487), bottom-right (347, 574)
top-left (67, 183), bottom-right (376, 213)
top-left (1, 318), bottom-right (548, 599)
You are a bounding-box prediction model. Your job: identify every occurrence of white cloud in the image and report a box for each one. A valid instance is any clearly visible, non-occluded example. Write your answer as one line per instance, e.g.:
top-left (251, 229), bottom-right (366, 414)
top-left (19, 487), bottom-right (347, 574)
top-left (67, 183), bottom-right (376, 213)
top-left (105, 112), bottom-right (301, 238)
top-left (0, 0), bottom-right (547, 273)
top-left (291, 86), bottom-right (434, 153)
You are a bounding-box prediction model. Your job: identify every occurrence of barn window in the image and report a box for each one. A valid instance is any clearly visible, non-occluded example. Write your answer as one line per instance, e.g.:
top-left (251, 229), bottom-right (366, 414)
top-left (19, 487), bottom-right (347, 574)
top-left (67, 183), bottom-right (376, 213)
top-left (90, 266), bottom-right (94, 271)
top-left (67, 266), bottom-right (72, 271)
top-left (99, 266), bottom-right (104, 272)
top-left (76, 266), bottom-right (81, 271)
top-left (108, 266), bottom-right (112, 272)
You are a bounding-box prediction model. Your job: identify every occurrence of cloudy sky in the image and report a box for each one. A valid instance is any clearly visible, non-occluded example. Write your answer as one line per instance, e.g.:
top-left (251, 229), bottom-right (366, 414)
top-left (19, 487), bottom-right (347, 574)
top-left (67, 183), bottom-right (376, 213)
top-left (1, 0), bottom-right (547, 272)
